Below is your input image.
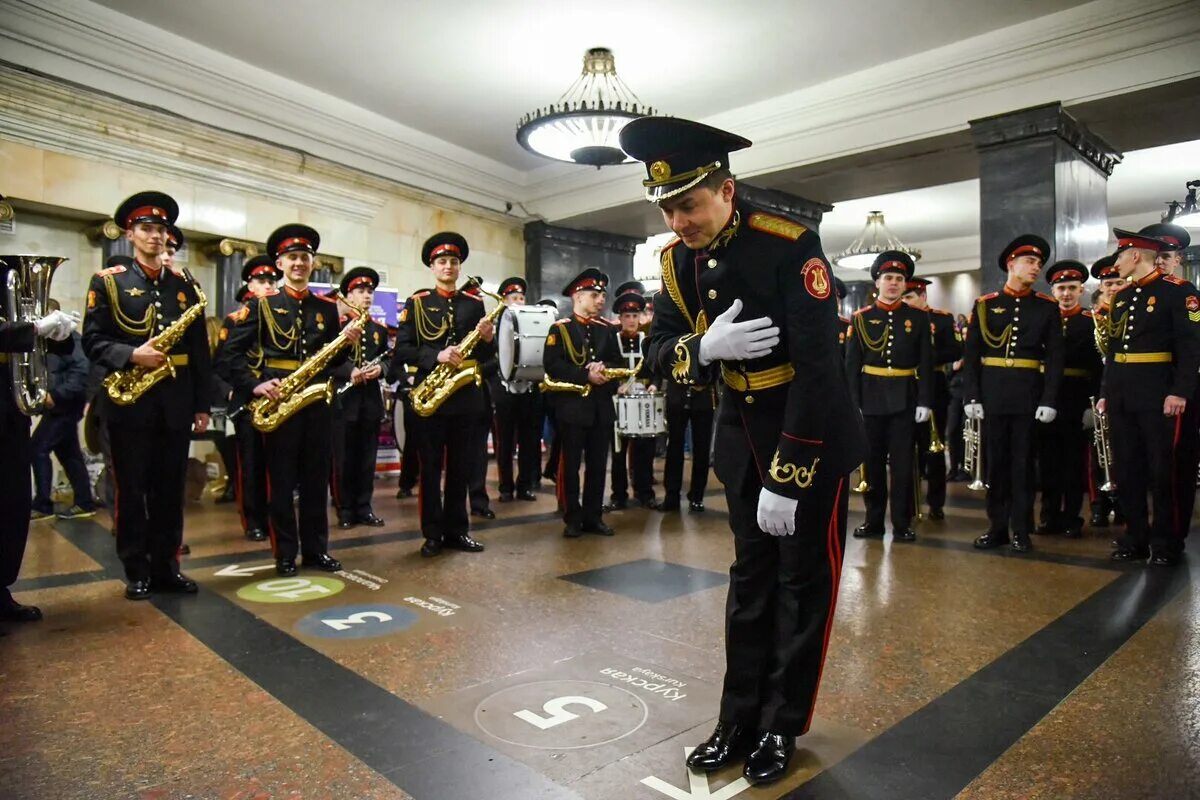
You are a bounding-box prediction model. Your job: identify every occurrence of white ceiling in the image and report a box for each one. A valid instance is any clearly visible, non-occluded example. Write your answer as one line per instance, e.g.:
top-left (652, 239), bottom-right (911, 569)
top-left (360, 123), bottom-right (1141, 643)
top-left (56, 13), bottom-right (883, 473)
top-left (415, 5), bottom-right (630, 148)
top-left (90, 0), bottom-right (1089, 170)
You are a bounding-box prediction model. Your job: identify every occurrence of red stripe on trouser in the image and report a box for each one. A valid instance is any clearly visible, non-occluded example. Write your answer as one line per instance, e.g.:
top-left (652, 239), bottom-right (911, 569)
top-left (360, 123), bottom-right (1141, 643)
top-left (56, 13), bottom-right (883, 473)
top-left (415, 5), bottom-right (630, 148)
top-left (1172, 414), bottom-right (1183, 538)
top-left (262, 433), bottom-right (278, 557)
top-left (803, 477), bottom-right (845, 735)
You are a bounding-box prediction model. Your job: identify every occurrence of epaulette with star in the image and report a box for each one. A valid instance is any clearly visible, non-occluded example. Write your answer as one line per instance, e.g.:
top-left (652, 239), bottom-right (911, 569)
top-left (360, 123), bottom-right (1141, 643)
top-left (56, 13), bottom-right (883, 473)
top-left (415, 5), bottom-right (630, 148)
top-left (411, 290), bottom-right (431, 298)
top-left (315, 293), bottom-right (337, 304)
top-left (1036, 292), bottom-right (1056, 303)
top-left (96, 265), bottom-right (126, 277)
top-left (978, 292), bottom-right (999, 302)
top-left (853, 304), bottom-right (873, 316)
top-left (747, 211), bottom-right (807, 241)
top-left (1163, 274), bottom-right (1188, 286)
top-left (931, 307), bottom-right (953, 316)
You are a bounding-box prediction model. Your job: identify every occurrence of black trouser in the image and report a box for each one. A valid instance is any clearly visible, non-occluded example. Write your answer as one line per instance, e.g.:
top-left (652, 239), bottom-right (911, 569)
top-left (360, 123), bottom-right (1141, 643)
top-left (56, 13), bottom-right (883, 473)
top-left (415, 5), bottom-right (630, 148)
top-left (946, 394), bottom-right (966, 473)
top-left (720, 473), bottom-right (848, 734)
top-left (1173, 388), bottom-right (1200, 539)
top-left (468, 407), bottom-right (492, 513)
top-left (557, 417), bottom-right (610, 527)
top-left (31, 413), bottom-right (94, 512)
top-left (611, 435), bottom-right (656, 503)
top-left (543, 417), bottom-right (561, 480)
top-left (108, 420), bottom-right (189, 582)
top-left (234, 416), bottom-right (267, 533)
top-left (415, 412), bottom-right (472, 543)
top-left (984, 412), bottom-right (1036, 538)
top-left (863, 411), bottom-right (916, 531)
top-left (262, 402), bottom-right (332, 562)
top-left (1038, 411), bottom-right (1088, 531)
top-left (664, 406), bottom-right (713, 502)
top-left (1, 413), bottom-right (33, 599)
top-left (1111, 408), bottom-right (1186, 557)
top-left (214, 433), bottom-right (237, 493)
top-left (398, 400), bottom-right (419, 492)
top-left (495, 390), bottom-right (542, 495)
top-left (916, 390), bottom-right (950, 509)
top-left (335, 413), bottom-right (382, 518)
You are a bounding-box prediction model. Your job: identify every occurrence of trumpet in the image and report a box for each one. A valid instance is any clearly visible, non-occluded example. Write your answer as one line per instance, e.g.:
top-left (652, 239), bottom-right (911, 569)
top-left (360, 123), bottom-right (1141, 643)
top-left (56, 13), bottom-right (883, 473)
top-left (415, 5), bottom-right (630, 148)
top-left (1090, 396), bottom-right (1116, 492)
top-left (963, 415), bottom-right (986, 491)
top-left (927, 410), bottom-right (945, 454)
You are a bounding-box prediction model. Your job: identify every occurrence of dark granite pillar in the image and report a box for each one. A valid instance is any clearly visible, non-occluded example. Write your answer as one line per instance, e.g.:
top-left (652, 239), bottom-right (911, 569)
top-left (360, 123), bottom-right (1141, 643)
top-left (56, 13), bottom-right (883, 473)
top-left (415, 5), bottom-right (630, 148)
top-left (841, 279), bottom-right (874, 316)
top-left (523, 222), bottom-right (641, 316)
top-left (970, 103), bottom-right (1121, 294)
top-left (207, 238), bottom-right (260, 315)
top-left (738, 183), bottom-right (833, 233)
top-left (87, 218), bottom-right (133, 265)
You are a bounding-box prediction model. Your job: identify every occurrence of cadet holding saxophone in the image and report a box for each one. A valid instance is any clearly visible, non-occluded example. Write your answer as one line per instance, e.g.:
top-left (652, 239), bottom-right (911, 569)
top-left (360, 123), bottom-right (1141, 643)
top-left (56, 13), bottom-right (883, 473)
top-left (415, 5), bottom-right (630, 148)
top-left (82, 191), bottom-right (211, 600)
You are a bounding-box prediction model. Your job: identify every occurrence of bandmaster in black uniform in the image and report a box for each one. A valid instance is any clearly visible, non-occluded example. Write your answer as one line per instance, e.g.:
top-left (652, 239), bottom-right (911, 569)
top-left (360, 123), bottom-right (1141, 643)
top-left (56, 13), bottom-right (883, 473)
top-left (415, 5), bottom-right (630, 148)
top-left (625, 117), bottom-right (866, 786)
top-left (83, 192), bottom-right (212, 600)
top-left (846, 251), bottom-right (932, 541)
top-left (961, 234), bottom-right (1064, 554)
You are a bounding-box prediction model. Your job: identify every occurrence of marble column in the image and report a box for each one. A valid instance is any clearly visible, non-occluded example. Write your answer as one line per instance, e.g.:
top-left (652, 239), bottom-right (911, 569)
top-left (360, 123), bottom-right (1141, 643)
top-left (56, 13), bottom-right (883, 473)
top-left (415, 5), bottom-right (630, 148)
top-left (523, 223), bottom-right (641, 316)
top-left (86, 218), bottom-right (133, 265)
top-left (206, 238), bottom-right (260, 315)
top-left (970, 103), bottom-right (1121, 294)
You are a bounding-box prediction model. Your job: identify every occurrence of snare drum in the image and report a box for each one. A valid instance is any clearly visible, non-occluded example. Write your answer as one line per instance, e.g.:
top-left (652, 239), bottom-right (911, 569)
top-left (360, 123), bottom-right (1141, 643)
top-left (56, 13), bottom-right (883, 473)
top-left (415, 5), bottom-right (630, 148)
top-left (614, 394), bottom-right (666, 438)
top-left (498, 305), bottom-right (557, 382)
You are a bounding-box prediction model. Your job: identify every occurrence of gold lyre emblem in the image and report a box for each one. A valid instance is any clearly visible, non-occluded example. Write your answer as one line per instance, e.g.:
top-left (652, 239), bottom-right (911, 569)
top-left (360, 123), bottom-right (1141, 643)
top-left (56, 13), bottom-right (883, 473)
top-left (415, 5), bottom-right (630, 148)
top-left (649, 160), bottom-right (672, 182)
top-left (811, 268), bottom-right (829, 297)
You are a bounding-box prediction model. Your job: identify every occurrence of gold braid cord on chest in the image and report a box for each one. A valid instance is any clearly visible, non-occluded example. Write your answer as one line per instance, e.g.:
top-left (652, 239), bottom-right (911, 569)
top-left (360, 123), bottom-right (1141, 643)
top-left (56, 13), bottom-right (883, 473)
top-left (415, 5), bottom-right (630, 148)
top-left (976, 301), bottom-right (1014, 351)
top-left (104, 275), bottom-right (156, 337)
top-left (853, 314), bottom-right (890, 354)
top-left (260, 297), bottom-right (301, 350)
top-left (558, 322), bottom-right (590, 366)
top-left (414, 295), bottom-right (450, 342)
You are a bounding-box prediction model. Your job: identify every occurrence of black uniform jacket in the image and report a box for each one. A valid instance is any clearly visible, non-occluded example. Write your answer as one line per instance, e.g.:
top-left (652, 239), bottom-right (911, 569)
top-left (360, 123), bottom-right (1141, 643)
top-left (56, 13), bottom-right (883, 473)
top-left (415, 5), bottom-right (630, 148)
top-left (931, 308), bottom-right (963, 367)
top-left (961, 286), bottom-right (1064, 415)
top-left (334, 314), bottom-right (390, 423)
top-left (219, 285), bottom-right (344, 403)
top-left (1099, 269), bottom-right (1200, 413)
top-left (645, 198), bottom-right (866, 501)
top-left (390, 287), bottom-right (493, 417)
top-left (1056, 305), bottom-right (1102, 417)
top-left (82, 259), bottom-right (211, 429)
top-left (543, 314), bottom-right (621, 427)
top-left (844, 299), bottom-right (932, 416)
top-left (213, 311), bottom-right (258, 413)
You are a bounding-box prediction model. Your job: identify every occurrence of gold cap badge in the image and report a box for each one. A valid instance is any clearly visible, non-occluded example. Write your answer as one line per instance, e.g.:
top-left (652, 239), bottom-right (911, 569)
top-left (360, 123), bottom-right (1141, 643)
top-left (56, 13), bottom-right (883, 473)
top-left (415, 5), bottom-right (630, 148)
top-left (649, 161), bottom-right (672, 182)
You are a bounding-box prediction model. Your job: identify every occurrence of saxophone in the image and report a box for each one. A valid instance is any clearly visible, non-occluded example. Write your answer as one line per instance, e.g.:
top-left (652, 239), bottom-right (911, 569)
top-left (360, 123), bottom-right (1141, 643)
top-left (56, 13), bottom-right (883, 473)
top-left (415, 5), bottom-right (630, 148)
top-left (103, 269), bottom-right (207, 406)
top-left (410, 277), bottom-right (505, 417)
top-left (249, 304), bottom-right (369, 432)
top-left (539, 364), bottom-right (641, 398)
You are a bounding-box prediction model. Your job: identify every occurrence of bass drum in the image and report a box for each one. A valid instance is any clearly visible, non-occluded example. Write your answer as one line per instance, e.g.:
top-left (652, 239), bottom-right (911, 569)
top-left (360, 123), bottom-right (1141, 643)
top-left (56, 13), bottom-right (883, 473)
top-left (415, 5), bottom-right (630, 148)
top-left (498, 305), bottom-right (557, 382)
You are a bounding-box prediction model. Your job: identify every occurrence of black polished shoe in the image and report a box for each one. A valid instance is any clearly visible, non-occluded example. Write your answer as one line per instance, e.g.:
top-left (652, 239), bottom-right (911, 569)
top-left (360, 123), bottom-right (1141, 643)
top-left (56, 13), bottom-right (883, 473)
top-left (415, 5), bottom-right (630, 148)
top-left (245, 528), bottom-right (268, 542)
top-left (124, 579), bottom-right (151, 601)
top-left (0, 599), bottom-right (43, 622)
top-left (471, 508), bottom-right (496, 520)
top-left (1034, 522), bottom-right (1061, 536)
top-left (1062, 526), bottom-right (1083, 539)
top-left (658, 495), bottom-right (681, 512)
top-left (685, 721), bottom-right (755, 772)
top-left (337, 514), bottom-right (356, 530)
top-left (178, 544), bottom-right (191, 556)
top-left (357, 512), bottom-right (385, 527)
top-left (853, 525), bottom-right (884, 539)
top-left (275, 558), bottom-right (298, 577)
top-left (689, 501), bottom-right (706, 513)
top-left (608, 497), bottom-right (629, 510)
top-left (743, 731), bottom-right (796, 786)
top-left (152, 572), bottom-right (198, 594)
top-left (1150, 551), bottom-right (1183, 566)
top-left (563, 524), bottom-right (583, 538)
top-left (927, 507), bottom-right (944, 520)
top-left (498, 492), bottom-right (515, 503)
top-left (581, 521), bottom-right (615, 536)
top-left (1089, 510), bottom-right (1109, 528)
top-left (1110, 546), bottom-right (1150, 562)
top-left (420, 539), bottom-right (443, 558)
top-left (396, 486), bottom-right (414, 499)
top-left (893, 528), bottom-right (917, 542)
top-left (638, 497), bottom-right (662, 510)
top-left (304, 553), bottom-right (342, 572)
top-left (1011, 535), bottom-right (1032, 553)
top-left (974, 532), bottom-right (1010, 549)
top-left (446, 535), bottom-right (485, 552)
top-left (517, 490), bottom-right (538, 502)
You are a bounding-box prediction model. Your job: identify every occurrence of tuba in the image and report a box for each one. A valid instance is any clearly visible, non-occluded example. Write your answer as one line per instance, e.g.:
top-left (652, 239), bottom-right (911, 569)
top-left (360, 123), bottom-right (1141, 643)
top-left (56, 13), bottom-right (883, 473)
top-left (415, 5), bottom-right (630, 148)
top-left (410, 277), bottom-right (507, 417)
top-left (1, 255), bottom-right (67, 415)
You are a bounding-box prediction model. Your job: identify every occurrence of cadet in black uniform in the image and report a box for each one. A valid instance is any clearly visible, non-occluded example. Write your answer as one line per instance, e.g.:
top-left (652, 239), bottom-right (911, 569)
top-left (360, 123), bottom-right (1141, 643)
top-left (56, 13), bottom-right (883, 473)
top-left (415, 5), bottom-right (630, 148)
top-left (332, 267), bottom-right (388, 530)
top-left (215, 254), bottom-right (279, 541)
top-left (83, 192), bottom-right (212, 599)
top-left (390, 232), bottom-right (493, 557)
top-left (662, 292), bottom-right (716, 512)
top-left (962, 235), bottom-right (1064, 553)
top-left (544, 269), bottom-right (621, 537)
top-left (902, 276), bottom-right (962, 519)
top-left (625, 117), bottom-right (866, 786)
top-left (220, 224), bottom-right (355, 576)
top-left (1098, 229), bottom-right (1200, 565)
top-left (610, 289), bottom-right (659, 510)
top-left (394, 294), bottom-right (420, 499)
top-left (1088, 254), bottom-right (1125, 529)
top-left (1, 265), bottom-right (75, 621)
top-left (465, 282), bottom-right (498, 521)
top-left (847, 252), bottom-right (932, 541)
top-left (1035, 262), bottom-right (1102, 538)
top-left (492, 277), bottom-right (541, 503)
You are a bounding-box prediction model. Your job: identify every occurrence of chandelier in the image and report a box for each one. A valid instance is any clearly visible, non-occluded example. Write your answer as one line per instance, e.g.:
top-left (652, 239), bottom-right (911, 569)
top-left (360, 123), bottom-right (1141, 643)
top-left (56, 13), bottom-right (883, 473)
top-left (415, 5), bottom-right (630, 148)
top-left (1165, 179), bottom-right (1200, 230)
top-left (516, 48), bottom-right (656, 168)
top-left (834, 211), bottom-right (922, 269)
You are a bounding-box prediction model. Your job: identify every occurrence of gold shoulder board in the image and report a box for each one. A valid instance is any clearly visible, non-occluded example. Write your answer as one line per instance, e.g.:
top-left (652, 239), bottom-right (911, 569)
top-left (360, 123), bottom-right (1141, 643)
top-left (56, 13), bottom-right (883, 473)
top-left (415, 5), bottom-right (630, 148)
top-left (748, 212), bottom-right (807, 241)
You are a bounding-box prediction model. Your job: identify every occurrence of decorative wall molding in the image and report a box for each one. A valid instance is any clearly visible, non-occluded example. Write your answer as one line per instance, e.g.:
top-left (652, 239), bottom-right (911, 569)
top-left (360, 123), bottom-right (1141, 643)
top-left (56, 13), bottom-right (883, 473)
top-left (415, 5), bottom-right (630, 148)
top-left (969, 102), bottom-right (1122, 176)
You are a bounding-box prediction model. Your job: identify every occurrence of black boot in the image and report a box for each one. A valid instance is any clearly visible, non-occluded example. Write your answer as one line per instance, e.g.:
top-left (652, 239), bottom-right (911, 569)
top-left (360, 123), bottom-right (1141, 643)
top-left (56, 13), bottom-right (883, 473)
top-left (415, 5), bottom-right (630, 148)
top-left (685, 721), bottom-right (755, 772)
top-left (743, 731), bottom-right (795, 785)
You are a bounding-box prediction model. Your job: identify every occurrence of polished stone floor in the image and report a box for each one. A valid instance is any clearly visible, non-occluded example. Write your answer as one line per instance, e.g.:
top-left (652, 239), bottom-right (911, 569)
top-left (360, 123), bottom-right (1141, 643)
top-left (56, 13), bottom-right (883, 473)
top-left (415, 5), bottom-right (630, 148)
top-left (2, 462), bottom-right (1197, 800)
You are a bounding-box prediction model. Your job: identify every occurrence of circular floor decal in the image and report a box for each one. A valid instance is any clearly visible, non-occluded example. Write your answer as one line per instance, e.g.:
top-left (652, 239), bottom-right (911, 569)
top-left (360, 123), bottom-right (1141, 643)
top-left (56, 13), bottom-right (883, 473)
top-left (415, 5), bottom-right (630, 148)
top-left (236, 576), bottom-right (345, 604)
top-left (294, 604), bottom-right (418, 639)
top-left (474, 680), bottom-right (649, 750)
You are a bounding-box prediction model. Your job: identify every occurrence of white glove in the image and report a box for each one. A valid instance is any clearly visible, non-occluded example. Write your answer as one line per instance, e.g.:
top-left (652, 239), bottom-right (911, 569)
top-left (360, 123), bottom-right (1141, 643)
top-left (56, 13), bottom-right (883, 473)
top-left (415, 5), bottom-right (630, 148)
top-left (34, 310), bottom-right (73, 341)
top-left (915, 406), bottom-right (931, 423)
top-left (1082, 408), bottom-right (1095, 430)
top-left (964, 402), bottom-right (984, 421)
top-left (1035, 405), bottom-right (1057, 423)
top-left (756, 487), bottom-right (798, 536)
top-left (698, 299), bottom-right (779, 365)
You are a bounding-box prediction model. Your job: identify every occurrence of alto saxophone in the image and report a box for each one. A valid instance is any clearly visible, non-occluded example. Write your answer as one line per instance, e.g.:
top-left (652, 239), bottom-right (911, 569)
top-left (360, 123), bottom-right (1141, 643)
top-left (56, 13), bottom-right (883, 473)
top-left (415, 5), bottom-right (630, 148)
top-left (539, 364), bottom-right (641, 398)
top-left (103, 269), bottom-right (207, 406)
top-left (249, 304), bottom-right (369, 432)
top-left (410, 277), bottom-right (506, 417)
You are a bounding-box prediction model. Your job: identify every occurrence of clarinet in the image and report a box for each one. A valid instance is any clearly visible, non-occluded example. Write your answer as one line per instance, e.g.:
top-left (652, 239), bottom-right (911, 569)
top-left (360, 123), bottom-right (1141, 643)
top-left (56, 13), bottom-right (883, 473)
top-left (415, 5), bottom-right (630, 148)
top-left (336, 352), bottom-right (390, 396)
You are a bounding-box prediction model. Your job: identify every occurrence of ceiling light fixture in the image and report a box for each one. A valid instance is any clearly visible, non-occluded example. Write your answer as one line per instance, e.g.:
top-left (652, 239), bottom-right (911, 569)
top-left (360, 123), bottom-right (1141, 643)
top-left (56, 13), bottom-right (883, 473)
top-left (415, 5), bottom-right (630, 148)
top-left (834, 211), bottom-right (922, 269)
top-left (1164, 179), bottom-right (1200, 230)
top-left (516, 47), bottom-right (655, 168)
